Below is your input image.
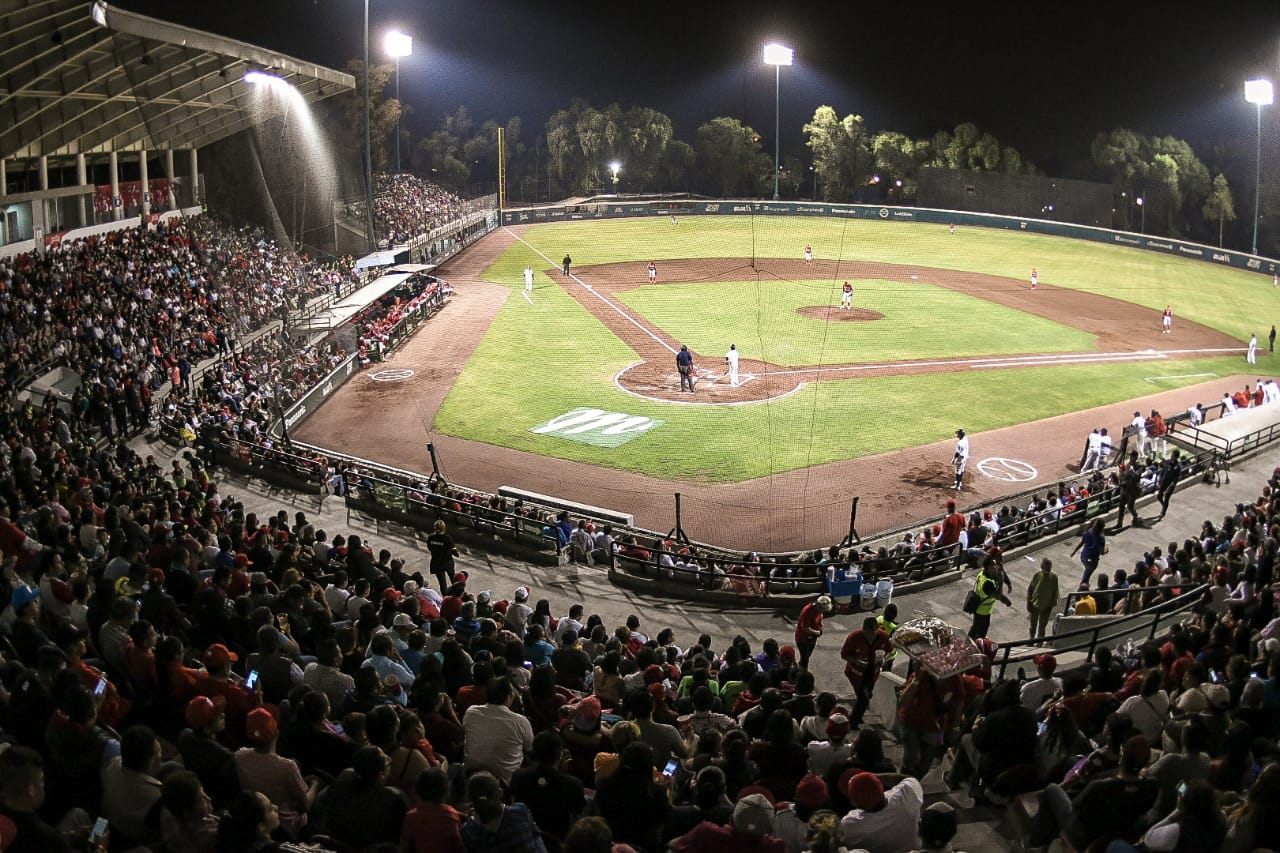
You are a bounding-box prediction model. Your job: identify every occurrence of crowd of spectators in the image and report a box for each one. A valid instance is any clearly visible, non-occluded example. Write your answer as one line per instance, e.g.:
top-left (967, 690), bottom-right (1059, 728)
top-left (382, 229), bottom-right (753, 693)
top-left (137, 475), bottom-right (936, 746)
top-left (0, 216), bottom-right (359, 445)
top-left (1, 361), bottom-right (1278, 853)
top-left (358, 174), bottom-right (465, 246)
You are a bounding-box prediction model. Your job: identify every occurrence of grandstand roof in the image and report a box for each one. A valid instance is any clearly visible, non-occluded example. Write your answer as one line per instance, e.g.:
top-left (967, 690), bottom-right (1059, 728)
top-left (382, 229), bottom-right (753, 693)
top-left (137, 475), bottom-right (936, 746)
top-left (0, 0), bottom-right (354, 161)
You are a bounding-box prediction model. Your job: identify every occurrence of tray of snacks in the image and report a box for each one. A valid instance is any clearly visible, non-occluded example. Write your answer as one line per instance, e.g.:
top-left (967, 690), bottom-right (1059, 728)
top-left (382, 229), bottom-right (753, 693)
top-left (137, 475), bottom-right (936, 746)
top-left (890, 617), bottom-right (985, 678)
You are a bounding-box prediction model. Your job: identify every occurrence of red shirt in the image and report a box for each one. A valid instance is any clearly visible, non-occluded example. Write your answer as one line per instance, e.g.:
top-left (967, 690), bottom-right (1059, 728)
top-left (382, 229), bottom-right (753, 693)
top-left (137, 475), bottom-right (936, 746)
top-left (839, 629), bottom-right (892, 686)
top-left (938, 512), bottom-right (964, 547)
top-left (401, 802), bottom-right (464, 853)
top-left (794, 603), bottom-right (824, 645)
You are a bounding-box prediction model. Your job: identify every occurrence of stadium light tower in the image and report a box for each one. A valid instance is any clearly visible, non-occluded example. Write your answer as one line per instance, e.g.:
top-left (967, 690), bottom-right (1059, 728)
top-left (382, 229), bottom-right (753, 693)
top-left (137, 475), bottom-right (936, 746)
top-left (384, 30), bottom-right (413, 175)
top-left (609, 161), bottom-right (621, 195)
top-left (762, 42), bottom-right (793, 201)
top-left (1245, 78), bottom-right (1274, 256)
top-left (362, 0), bottom-right (375, 251)
top-left (1136, 195), bottom-right (1145, 234)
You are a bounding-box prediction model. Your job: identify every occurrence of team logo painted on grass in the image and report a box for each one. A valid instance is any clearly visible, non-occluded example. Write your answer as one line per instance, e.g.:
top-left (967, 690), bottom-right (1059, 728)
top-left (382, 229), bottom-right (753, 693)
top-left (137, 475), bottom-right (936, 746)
top-left (531, 408), bottom-right (664, 447)
top-left (977, 457), bottom-right (1038, 482)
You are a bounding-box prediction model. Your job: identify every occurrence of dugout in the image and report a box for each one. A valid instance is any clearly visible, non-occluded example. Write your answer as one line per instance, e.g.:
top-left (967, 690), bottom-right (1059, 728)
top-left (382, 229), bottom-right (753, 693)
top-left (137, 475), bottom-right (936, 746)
top-left (917, 167), bottom-right (1114, 228)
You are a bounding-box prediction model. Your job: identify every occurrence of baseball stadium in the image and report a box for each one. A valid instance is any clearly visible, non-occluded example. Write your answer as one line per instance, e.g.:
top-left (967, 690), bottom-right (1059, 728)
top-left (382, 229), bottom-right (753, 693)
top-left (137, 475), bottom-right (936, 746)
top-left (3, 2), bottom-right (1280, 852)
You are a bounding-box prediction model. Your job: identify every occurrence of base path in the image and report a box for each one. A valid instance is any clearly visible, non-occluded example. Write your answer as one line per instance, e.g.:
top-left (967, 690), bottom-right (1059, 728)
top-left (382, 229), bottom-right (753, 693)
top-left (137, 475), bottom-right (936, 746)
top-left (295, 230), bottom-right (1263, 551)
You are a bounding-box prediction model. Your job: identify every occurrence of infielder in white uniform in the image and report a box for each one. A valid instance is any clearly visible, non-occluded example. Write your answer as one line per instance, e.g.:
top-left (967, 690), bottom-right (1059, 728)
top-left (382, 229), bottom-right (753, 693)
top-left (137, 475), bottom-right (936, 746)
top-left (952, 428), bottom-right (970, 490)
top-left (804, 244), bottom-right (813, 264)
top-left (1247, 334), bottom-right (1258, 365)
top-left (1030, 268), bottom-right (1038, 290)
top-left (725, 344), bottom-right (740, 386)
top-left (840, 281), bottom-right (853, 309)
top-left (648, 261), bottom-right (657, 282)
top-left (523, 267), bottom-right (534, 291)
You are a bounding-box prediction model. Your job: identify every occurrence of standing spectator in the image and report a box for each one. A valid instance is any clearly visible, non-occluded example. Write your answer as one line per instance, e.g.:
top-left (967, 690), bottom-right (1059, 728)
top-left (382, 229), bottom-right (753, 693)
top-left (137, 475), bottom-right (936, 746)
top-left (840, 617), bottom-right (892, 727)
top-left (1026, 558), bottom-right (1060, 642)
top-left (795, 594), bottom-right (832, 670)
top-left (1156, 450), bottom-right (1183, 519)
top-left (1070, 520), bottom-right (1107, 588)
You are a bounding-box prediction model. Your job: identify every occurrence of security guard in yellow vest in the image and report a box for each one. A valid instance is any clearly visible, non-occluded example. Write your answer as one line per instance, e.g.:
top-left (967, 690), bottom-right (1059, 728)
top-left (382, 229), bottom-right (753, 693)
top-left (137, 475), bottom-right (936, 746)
top-left (968, 560), bottom-right (1011, 640)
top-left (876, 604), bottom-right (899, 671)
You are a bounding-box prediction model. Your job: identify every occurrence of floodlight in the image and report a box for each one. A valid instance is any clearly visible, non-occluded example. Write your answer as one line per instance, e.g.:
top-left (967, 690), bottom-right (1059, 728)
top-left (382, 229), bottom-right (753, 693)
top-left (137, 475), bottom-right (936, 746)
top-left (1245, 78), bottom-right (1274, 106)
top-left (762, 43), bottom-right (794, 66)
top-left (91, 1), bottom-right (108, 27)
top-left (244, 69), bottom-right (284, 86)
top-left (384, 30), bottom-right (413, 58)
top-left (609, 161), bottom-right (621, 177)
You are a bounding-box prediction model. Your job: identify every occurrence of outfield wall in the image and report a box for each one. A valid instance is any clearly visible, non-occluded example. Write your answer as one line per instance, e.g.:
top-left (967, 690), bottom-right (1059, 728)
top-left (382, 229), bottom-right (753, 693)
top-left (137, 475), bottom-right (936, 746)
top-left (501, 200), bottom-right (1279, 278)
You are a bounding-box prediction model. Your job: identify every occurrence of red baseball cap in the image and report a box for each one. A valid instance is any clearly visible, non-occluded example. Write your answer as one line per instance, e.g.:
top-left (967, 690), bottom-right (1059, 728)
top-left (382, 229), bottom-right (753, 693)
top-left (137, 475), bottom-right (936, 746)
top-left (185, 695), bottom-right (227, 729)
top-left (245, 707), bottom-right (278, 744)
top-left (205, 643), bottom-right (238, 668)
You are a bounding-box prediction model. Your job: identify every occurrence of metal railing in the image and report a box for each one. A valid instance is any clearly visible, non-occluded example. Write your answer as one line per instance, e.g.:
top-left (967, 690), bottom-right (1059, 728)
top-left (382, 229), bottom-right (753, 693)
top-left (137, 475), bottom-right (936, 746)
top-left (1060, 582), bottom-right (1190, 615)
top-left (992, 584), bottom-right (1207, 680)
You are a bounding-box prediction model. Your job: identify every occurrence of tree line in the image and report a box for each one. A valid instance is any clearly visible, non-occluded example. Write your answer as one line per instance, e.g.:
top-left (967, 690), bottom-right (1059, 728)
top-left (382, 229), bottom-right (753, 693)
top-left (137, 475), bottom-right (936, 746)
top-left (335, 60), bottom-right (1258, 252)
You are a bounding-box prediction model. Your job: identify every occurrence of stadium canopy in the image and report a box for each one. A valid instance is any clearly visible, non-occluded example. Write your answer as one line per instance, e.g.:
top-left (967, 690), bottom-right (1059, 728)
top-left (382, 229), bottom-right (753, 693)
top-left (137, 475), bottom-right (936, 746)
top-left (0, 0), bottom-right (354, 161)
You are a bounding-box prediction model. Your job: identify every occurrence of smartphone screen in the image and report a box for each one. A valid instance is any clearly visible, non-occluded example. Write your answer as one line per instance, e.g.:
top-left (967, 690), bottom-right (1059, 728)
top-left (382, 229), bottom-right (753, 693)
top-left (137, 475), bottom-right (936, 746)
top-left (94, 677), bottom-right (107, 696)
top-left (244, 669), bottom-right (259, 690)
top-left (662, 759), bottom-right (678, 778)
top-left (90, 817), bottom-right (109, 842)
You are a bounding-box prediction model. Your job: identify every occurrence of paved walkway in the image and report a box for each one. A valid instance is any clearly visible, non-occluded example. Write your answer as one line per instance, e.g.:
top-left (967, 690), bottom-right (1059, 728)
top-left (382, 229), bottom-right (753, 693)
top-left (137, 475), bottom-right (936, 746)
top-left (132, 426), bottom-right (1280, 850)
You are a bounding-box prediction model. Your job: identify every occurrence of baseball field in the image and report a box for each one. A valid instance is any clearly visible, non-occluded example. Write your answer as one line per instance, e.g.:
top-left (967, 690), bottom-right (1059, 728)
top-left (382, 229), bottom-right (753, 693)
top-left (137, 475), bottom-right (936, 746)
top-left (296, 214), bottom-right (1272, 550)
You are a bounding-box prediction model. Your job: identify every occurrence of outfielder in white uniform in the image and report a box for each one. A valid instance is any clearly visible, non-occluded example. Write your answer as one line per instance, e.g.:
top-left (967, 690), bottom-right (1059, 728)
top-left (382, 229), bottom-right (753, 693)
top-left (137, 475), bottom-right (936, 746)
top-left (1162, 306), bottom-right (1172, 334)
top-left (952, 429), bottom-right (970, 490)
top-left (648, 261), bottom-right (657, 282)
top-left (804, 245), bottom-right (813, 264)
top-left (523, 267), bottom-right (534, 292)
top-left (1030, 268), bottom-right (1038, 290)
top-left (725, 344), bottom-right (740, 386)
top-left (840, 281), bottom-right (853, 309)
top-left (1247, 334), bottom-right (1258, 365)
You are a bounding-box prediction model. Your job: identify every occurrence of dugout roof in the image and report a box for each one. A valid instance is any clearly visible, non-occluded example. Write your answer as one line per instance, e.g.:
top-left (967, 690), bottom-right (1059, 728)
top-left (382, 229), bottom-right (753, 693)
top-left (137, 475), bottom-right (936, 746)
top-left (0, 0), bottom-right (354, 161)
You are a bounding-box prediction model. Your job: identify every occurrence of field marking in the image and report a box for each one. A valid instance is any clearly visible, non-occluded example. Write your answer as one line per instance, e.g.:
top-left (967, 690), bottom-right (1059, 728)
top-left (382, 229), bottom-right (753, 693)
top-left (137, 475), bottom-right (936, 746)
top-left (368, 368), bottom-right (415, 382)
top-left (504, 228), bottom-right (677, 355)
top-left (977, 457), bottom-right (1038, 482)
top-left (611, 361), bottom-right (805, 406)
top-left (1144, 372), bottom-right (1218, 383)
top-left (521, 290), bottom-right (534, 305)
top-left (748, 346), bottom-right (1232, 378)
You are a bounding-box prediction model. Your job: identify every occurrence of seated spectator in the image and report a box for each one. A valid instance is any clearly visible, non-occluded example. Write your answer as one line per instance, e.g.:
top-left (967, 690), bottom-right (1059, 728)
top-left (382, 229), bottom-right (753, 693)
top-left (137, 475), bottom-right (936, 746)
top-left (1028, 735), bottom-right (1159, 850)
top-left (158, 771), bottom-right (219, 853)
top-left (1019, 654), bottom-right (1063, 712)
top-left (669, 791), bottom-right (788, 853)
top-left (462, 677), bottom-right (534, 784)
top-left (510, 730), bottom-right (587, 841)
top-left (0, 745), bottom-right (76, 853)
top-left (839, 771), bottom-right (924, 853)
top-left (233, 707), bottom-right (319, 839)
top-left (100, 725), bottom-right (166, 847)
top-left (594, 742), bottom-right (670, 852)
top-left (313, 745), bottom-right (408, 849)
top-left (460, 771), bottom-right (546, 853)
top-left (400, 766), bottom-right (464, 853)
top-left (177, 696), bottom-right (239, 808)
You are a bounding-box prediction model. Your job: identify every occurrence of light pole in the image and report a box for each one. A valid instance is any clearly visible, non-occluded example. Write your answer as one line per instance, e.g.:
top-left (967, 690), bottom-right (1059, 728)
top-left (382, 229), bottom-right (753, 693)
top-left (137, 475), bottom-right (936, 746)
top-left (762, 42), bottom-right (793, 201)
top-left (384, 30), bottom-right (412, 175)
top-left (810, 165), bottom-right (817, 200)
top-left (362, 0), bottom-right (374, 251)
top-left (1245, 78), bottom-right (1273, 256)
top-left (609, 161), bottom-right (621, 195)
top-left (1136, 196), bottom-right (1145, 234)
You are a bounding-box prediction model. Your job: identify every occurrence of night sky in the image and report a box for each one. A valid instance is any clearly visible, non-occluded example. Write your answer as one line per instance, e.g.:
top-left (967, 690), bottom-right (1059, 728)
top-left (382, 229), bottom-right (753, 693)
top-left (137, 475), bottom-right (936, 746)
top-left (115, 0), bottom-right (1280, 174)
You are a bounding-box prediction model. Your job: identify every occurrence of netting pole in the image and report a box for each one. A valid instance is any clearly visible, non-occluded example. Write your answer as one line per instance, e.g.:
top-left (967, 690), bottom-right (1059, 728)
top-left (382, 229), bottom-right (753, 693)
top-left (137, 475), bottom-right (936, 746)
top-left (426, 442), bottom-right (446, 487)
top-left (839, 496), bottom-right (861, 548)
top-left (669, 492), bottom-right (690, 545)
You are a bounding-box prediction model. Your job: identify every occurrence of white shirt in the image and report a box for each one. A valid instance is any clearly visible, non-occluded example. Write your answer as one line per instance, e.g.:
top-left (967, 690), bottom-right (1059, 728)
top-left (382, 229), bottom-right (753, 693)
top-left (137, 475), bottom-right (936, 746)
top-left (1132, 414), bottom-right (1147, 436)
top-left (1020, 676), bottom-right (1062, 711)
top-left (463, 702), bottom-right (534, 783)
top-left (954, 435), bottom-right (970, 462)
top-left (840, 777), bottom-right (924, 853)
top-left (1118, 691), bottom-right (1170, 741)
top-left (726, 348), bottom-right (739, 368)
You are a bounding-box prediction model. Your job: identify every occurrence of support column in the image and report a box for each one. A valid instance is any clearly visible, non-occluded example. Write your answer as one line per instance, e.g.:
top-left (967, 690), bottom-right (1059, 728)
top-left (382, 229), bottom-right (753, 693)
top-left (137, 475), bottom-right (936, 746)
top-left (139, 149), bottom-right (150, 217)
top-left (164, 149), bottom-right (176, 209)
top-left (76, 153), bottom-right (87, 227)
top-left (0, 158), bottom-right (7, 197)
top-left (109, 150), bottom-right (121, 221)
top-left (38, 155), bottom-right (49, 191)
top-left (189, 148), bottom-right (199, 208)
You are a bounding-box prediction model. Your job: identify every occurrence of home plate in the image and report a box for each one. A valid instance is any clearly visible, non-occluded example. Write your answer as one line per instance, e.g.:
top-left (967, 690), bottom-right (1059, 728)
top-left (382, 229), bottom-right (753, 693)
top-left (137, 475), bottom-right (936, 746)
top-left (910, 275), bottom-right (919, 279)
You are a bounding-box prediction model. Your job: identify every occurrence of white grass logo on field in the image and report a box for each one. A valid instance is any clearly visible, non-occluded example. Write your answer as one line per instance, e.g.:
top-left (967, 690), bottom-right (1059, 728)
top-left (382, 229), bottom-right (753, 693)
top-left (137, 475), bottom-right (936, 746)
top-left (531, 408), bottom-right (664, 447)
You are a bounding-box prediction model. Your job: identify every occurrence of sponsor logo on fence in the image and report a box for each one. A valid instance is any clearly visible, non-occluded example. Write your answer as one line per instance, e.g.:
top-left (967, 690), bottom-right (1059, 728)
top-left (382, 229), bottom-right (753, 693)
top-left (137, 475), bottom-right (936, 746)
top-left (1212, 252), bottom-right (1230, 263)
top-left (879, 208), bottom-right (889, 219)
top-left (285, 406), bottom-right (307, 428)
top-left (1177, 245), bottom-right (1203, 256)
top-left (530, 408), bottom-right (664, 447)
top-left (1146, 241), bottom-right (1174, 250)
top-left (732, 204), bottom-right (751, 212)
top-left (1113, 235), bottom-right (1141, 245)
top-left (1247, 259), bottom-right (1261, 269)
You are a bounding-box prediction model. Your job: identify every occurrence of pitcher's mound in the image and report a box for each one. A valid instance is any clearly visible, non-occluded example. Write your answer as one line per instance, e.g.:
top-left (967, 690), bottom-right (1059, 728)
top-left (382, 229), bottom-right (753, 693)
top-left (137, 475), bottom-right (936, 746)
top-left (798, 306), bottom-right (885, 322)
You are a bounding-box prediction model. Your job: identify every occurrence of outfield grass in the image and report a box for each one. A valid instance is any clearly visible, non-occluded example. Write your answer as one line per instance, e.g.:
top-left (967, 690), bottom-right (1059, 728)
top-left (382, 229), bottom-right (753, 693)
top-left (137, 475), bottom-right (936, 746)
top-left (430, 220), bottom-right (1261, 483)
